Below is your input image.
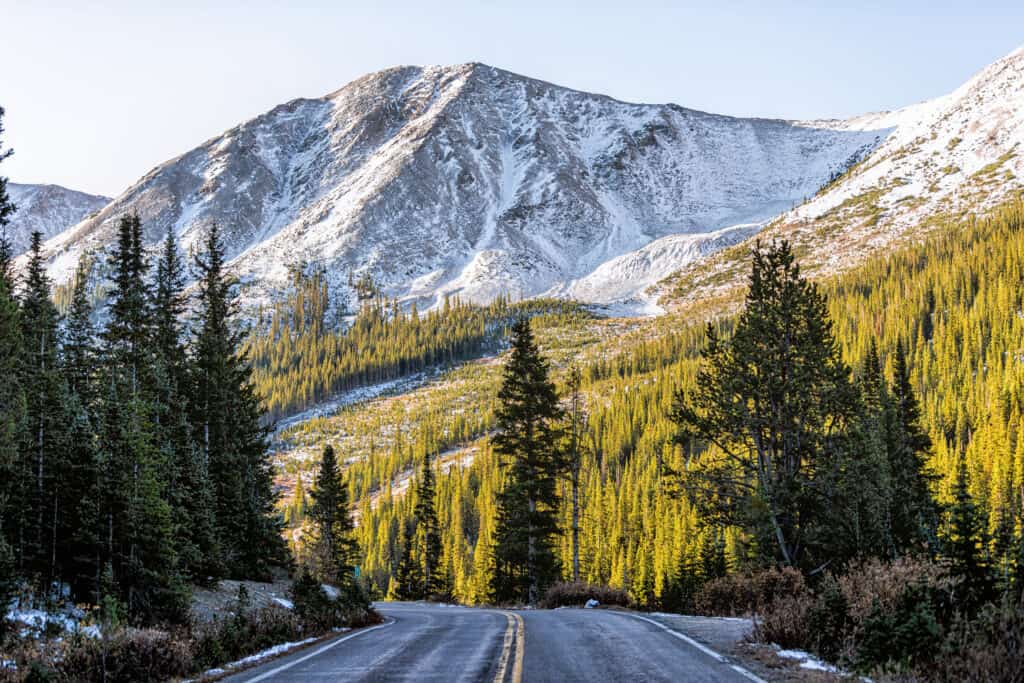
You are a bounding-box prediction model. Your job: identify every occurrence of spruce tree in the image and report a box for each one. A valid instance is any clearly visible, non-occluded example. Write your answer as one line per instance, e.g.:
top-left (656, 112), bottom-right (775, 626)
top-left (0, 107), bottom-right (14, 290)
top-left (945, 457), bottom-right (994, 613)
top-left (834, 340), bottom-right (892, 563)
top-left (99, 214), bottom-right (185, 623)
top-left (564, 363), bottom-right (585, 583)
top-left (886, 340), bottom-right (938, 555)
top-left (671, 241), bottom-right (859, 570)
top-left (308, 444), bottom-right (357, 589)
top-left (192, 223), bottom-right (285, 578)
top-left (393, 520), bottom-right (422, 600)
top-left (60, 258), bottom-right (103, 597)
top-left (18, 231), bottom-right (69, 589)
top-left (413, 453), bottom-right (442, 598)
top-left (491, 317), bottom-right (564, 605)
top-left (152, 228), bottom-right (222, 582)
top-left (0, 106), bottom-right (22, 617)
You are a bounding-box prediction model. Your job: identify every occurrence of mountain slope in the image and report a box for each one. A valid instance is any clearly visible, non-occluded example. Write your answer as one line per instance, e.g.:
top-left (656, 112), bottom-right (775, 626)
top-left (35, 63), bottom-right (887, 311)
top-left (664, 45), bottom-right (1024, 306)
top-left (5, 183), bottom-right (109, 255)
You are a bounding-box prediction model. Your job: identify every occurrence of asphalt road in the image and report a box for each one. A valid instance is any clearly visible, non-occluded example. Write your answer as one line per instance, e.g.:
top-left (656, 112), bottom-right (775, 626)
top-left (221, 602), bottom-right (762, 682)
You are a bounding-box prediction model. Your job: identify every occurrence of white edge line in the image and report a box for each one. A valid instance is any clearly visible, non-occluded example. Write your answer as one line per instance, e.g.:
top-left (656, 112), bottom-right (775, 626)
top-left (620, 613), bottom-right (767, 683)
top-left (243, 618), bottom-right (396, 682)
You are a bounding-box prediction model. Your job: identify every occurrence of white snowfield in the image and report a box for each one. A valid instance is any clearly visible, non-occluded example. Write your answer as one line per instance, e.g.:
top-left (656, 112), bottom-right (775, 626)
top-left (21, 45), bottom-right (1024, 315)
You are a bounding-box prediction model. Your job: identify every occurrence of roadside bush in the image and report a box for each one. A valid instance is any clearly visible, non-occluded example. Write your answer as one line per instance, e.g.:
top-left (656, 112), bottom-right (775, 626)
top-left (803, 574), bottom-right (850, 662)
top-left (925, 596), bottom-right (1024, 683)
top-left (290, 571), bottom-right (377, 631)
top-left (540, 582), bottom-right (632, 609)
top-left (854, 582), bottom-right (944, 672)
top-left (696, 567), bottom-right (807, 616)
top-left (837, 557), bottom-right (951, 630)
top-left (57, 628), bottom-right (195, 682)
top-left (192, 605), bottom-right (302, 670)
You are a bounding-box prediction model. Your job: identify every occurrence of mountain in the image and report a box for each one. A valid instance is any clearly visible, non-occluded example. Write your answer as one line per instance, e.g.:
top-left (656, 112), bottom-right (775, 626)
top-left (665, 45), bottom-right (1024, 306)
top-left (34, 63), bottom-right (888, 312)
top-left (5, 183), bottom-right (109, 256)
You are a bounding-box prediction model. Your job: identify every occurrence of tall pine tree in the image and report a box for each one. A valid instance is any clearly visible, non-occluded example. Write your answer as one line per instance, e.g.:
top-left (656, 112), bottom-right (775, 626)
top-left (308, 444), bottom-right (357, 589)
top-left (671, 241), bottom-right (860, 570)
top-left (192, 223), bottom-right (285, 578)
top-left (413, 453), bottom-right (442, 598)
top-left (491, 318), bottom-right (565, 605)
top-left (886, 340), bottom-right (939, 555)
top-left (0, 110), bottom-right (24, 618)
top-left (99, 213), bottom-right (185, 623)
top-left (18, 231), bottom-right (69, 589)
top-left (152, 228), bottom-right (222, 582)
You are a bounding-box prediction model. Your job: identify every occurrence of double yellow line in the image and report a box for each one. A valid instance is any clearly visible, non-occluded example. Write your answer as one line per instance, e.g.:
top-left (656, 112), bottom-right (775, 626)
top-left (493, 611), bottom-right (525, 683)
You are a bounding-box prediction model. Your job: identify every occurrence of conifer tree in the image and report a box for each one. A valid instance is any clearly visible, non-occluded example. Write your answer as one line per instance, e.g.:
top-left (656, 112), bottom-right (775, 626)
top-left (491, 318), bottom-right (565, 605)
top-left (834, 340), bottom-right (892, 562)
top-left (886, 340), bottom-right (938, 555)
top-left (192, 223), bottom-right (285, 578)
top-left (99, 213), bottom-right (185, 623)
top-left (18, 231), bottom-right (69, 588)
top-left (0, 113), bottom-right (22, 615)
top-left (60, 258), bottom-right (103, 597)
top-left (393, 520), bottom-right (422, 600)
top-left (671, 241), bottom-right (859, 570)
top-left (153, 228), bottom-right (222, 581)
top-left (0, 107), bottom-right (14, 290)
top-left (564, 363), bottom-right (585, 583)
top-left (413, 453), bottom-right (442, 598)
top-left (945, 457), bottom-right (994, 613)
top-left (308, 444), bottom-right (358, 589)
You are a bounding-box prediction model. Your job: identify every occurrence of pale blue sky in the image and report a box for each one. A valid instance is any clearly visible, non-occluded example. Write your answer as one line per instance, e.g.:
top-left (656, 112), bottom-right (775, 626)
top-left (1, 1), bottom-right (1021, 197)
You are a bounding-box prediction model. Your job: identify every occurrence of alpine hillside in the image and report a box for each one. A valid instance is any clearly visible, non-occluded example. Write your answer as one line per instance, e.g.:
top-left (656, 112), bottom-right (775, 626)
top-left (4, 182), bottom-right (109, 256)
top-left (665, 45), bottom-right (1024, 305)
top-left (32, 63), bottom-right (887, 313)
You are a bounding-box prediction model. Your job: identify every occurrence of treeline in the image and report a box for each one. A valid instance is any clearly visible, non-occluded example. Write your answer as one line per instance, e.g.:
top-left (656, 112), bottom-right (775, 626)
top-left (246, 269), bottom-right (581, 421)
top-left (0, 207), bottom-right (285, 627)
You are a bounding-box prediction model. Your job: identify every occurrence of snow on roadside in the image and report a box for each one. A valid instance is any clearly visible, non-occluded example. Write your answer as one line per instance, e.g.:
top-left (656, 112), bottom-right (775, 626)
top-left (184, 637), bottom-right (318, 682)
top-left (185, 628), bottom-right (353, 682)
top-left (776, 648), bottom-right (840, 673)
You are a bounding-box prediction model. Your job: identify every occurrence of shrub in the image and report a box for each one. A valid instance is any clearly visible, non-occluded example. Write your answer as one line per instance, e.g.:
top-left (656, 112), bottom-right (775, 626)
top-left (696, 567), bottom-right (807, 616)
top-left (804, 574), bottom-right (850, 662)
top-left (540, 582), bottom-right (633, 609)
top-left (837, 557), bottom-right (951, 628)
top-left (289, 571), bottom-right (376, 632)
top-left (854, 582), bottom-right (943, 672)
top-left (57, 628), bottom-right (195, 682)
top-left (926, 597), bottom-right (1024, 683)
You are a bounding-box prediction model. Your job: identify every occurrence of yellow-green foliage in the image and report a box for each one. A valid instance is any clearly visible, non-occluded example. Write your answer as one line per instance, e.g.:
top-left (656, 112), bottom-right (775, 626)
top-left (277, 200), bottom-right (1024, 606)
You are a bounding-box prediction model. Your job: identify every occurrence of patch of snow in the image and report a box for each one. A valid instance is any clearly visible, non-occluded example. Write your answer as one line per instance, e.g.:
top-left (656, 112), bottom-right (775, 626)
top-left (272, 597), bottom-right (294, 610)
top-left (184, 637), bottom-right (320, 682)
top-left (777, 648), bottom-right (840, 673)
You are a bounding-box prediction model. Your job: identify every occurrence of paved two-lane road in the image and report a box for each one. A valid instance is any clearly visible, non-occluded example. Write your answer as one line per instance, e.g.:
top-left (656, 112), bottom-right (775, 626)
top-left (223, 602), bottom-right (762, 682)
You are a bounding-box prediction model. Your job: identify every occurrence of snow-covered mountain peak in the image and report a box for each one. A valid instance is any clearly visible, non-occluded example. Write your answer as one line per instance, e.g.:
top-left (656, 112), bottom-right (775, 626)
top-left (24, 62), bottom-right (916, 313)
top-left (4, 183), bottom-right (109, 256)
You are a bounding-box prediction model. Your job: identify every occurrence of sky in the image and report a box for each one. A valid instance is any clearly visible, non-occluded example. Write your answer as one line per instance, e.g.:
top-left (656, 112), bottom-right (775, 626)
top-left (1, 1), bottom-right (1022, 197)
